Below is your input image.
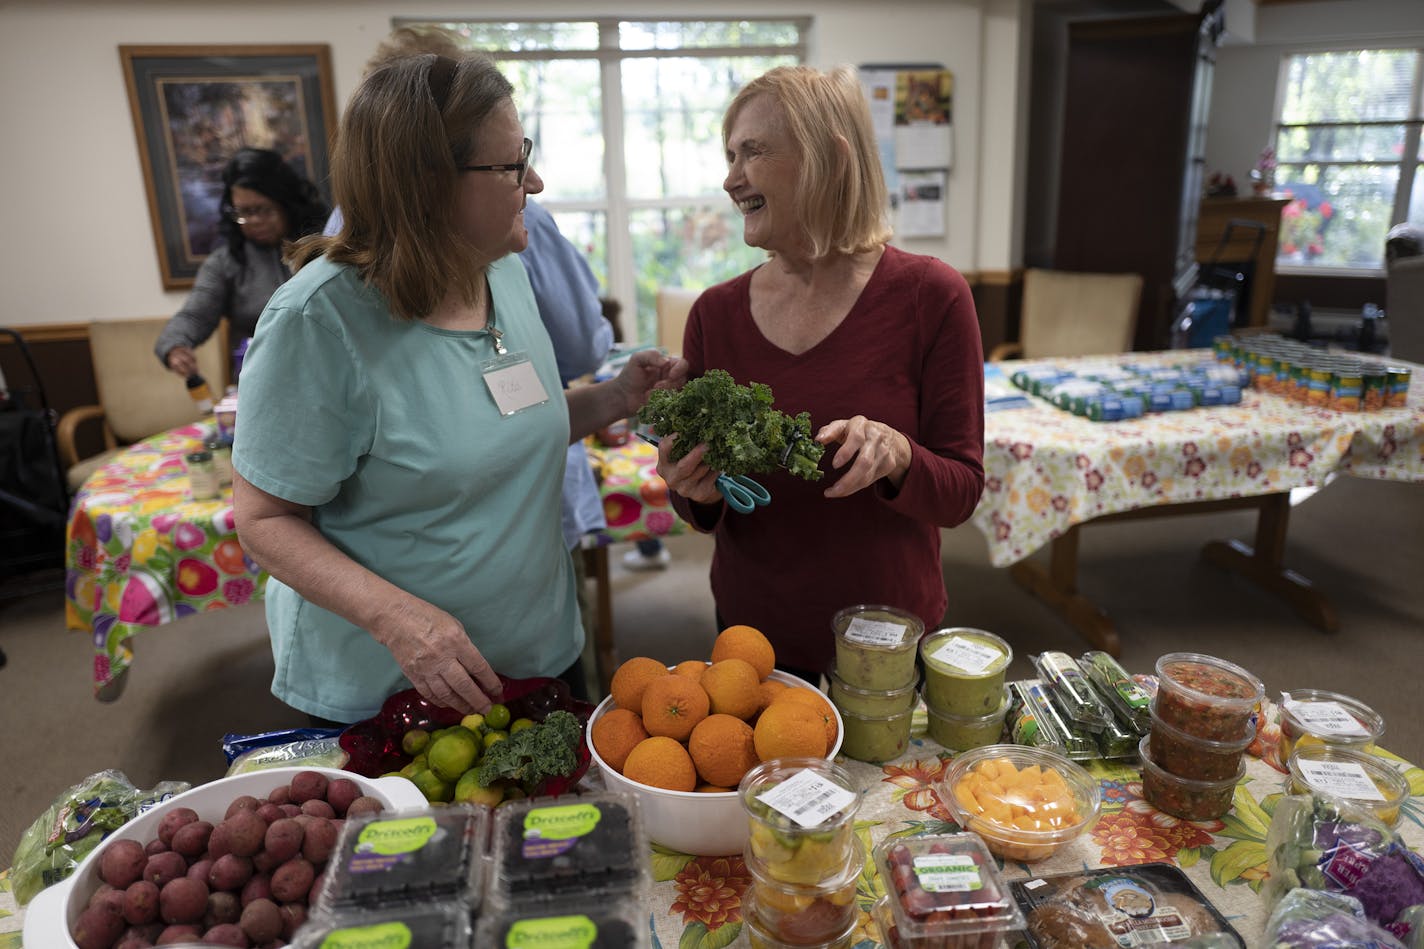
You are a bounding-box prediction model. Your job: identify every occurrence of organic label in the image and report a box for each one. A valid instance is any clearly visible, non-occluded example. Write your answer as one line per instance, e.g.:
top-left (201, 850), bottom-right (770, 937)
top-left (319, 921), bottom-right (412, 949)
top-left (523, 803), bottom-right (602, 841)
top-left (843, 617), bottom-right (908, 646)
top-left (1285, 700), bottom-right (1370, 737)
top-left (913, 853), bottom-right (982, 893)
top-left (504, 915), bottom-right (599, 948)
top-left (757, 770), bottom-right (856, 828)
top-left (356, 817), bottom-right (436, 856)
top-left (930, 636), bottom-right (1001, 674)
top-left (1296, 760), bottom-right (1387, 801)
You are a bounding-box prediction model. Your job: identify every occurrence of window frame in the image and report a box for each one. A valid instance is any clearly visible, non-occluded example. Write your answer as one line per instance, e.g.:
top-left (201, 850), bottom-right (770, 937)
top-left (1269, 42), bottom-right (1424, 276)
top-left (395, 16), bottom-right (810, 339)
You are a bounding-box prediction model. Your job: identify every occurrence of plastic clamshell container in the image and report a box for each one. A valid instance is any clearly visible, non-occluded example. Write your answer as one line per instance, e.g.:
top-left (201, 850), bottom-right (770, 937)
top-left (22, 766), bottom-right (425, 949)
top-left (873, 832), bottom-right (1025, 947)
top-left (291, 900), bottom-right (473, 948)
top-left (936, 744), bottom-right (1100, 862)
top-left (837, 703), bottom-right (916, 763)
top-left (588, 669), bottom-right (842, 856)
top-left (486, 789), bottom-right (650, 909)
top-left (474, 892), bottom-right (650, 948)
top-left (926, 688), bottom-right (1011, 752)
top-left (1286, 744), bottom-right (1409, 827)
top-left (831, 603), bottom-right (924, 690)
top-left (1278, 689), bottom-right (1385, 763)
top-left (741, 757), bottom-right (862, 885)
top-left (317, 803), bottom-right (487, 913)
top-left (1147, 707), bottom-right (1252, 782)
top-left (1030, 651), bottom-right (1112, 731)
top-left (1153, 652), bottom-right (1263, 743)
top-left (744, 844), bottom-right (864, 944)
top-left (828, 666), bottom-right (919, 717)
top-left (1138, 736), bottom-right (1244, 821)
top-left (921, 628), bottom-right (1013, 716)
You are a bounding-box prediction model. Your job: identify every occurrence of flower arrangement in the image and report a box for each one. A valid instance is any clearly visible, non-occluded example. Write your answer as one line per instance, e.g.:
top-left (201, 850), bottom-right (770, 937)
top-left (1250, 147), bottom-right (1277, 195)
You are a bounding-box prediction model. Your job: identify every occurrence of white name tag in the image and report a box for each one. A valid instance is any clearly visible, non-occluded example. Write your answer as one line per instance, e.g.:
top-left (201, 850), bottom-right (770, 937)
top-left (482, 352), bottom-right (550, 416)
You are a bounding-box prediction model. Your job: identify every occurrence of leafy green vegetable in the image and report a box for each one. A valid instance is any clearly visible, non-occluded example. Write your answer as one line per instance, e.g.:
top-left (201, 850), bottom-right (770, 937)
top-left (475, 710), bottom-right (582, 791)
top-left (638, 369), bottom-right (824, 480)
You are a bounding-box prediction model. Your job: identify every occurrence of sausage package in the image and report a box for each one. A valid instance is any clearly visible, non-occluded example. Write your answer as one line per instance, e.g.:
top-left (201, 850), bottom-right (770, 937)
top-left (1011, 863), bottom-right (1244, 948)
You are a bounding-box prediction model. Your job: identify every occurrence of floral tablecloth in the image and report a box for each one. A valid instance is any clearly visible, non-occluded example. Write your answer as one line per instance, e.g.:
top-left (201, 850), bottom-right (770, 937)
top-left (64, 423), bottom-right (264, 697)
top-left (973, 351), bottom-right (1424, 567)
top-left (5, 708), bottom-right (1419, 949)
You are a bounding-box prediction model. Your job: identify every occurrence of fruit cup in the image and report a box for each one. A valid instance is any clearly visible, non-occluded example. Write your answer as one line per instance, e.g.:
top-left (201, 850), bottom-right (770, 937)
top-left (920, 629), bottom-right (1012, 716)
top-left (740, 758), bottom-right (861, 885)
top-left (1286, 744), bottom-right (1408, 828)
top-left (831, 604), bottom-right (924, 690)
top-left (1278, 688), bottom-right (1384, 763)
top-left (744, 844), bottom-right (863, 945)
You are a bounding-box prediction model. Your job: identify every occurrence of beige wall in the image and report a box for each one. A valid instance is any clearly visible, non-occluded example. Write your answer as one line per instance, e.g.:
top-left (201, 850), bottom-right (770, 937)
top-left (0, 0), bottom-right (1025, 334)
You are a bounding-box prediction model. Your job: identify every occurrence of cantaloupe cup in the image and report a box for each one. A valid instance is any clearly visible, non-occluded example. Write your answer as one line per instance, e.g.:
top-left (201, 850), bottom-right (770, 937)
top-left (936, 744), bottom-right (1099, 862)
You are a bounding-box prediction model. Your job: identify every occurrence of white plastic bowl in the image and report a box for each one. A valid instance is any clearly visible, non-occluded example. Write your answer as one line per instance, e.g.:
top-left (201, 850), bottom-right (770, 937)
top-left (23, 766), bottom-right (424, 949)
top-left (588, 670), bottom-right (844, 856)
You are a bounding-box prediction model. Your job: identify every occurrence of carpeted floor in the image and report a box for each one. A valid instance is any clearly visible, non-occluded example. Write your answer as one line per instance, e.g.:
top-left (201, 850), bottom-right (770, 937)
top-left (1, 474), bottom-right (1420, 866)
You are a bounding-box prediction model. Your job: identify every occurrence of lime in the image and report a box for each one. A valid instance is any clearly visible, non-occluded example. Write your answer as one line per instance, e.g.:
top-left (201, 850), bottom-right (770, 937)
top-left (485, 703), bottom-right (512, 730)
top-left (399, 754), bottom-right (427, 779)
top-left (509, 717), bottom-right (536, 734)
top-left (408, 768), bottom-right (454, 803)
top-left (427, 728), bottom-right (480, 782)
top-left (482, 730), bottom-right (508, 751)
top-left (453, 769), bottom-right (503, 807)
top-left (460, 713), bottom-right (486, 736)
top-left (401, 728), bottom-right (431, 756)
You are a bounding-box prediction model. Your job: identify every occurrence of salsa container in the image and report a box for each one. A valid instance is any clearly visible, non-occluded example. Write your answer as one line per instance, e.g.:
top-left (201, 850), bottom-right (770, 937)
top-left (1138, 736), bottom-right (1243, 821)
top-left (1153, 652), bottom-right (1262, 743)
top-left (1147, 707), bottom-right (1252, 782)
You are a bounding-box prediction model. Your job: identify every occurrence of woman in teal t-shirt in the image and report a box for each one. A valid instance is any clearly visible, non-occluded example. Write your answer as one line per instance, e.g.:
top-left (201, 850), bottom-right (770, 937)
top-left (232, 53), bottom-right (684, 724)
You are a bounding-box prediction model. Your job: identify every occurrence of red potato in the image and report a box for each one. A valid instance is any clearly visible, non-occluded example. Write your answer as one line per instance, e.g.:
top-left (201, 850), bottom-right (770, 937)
top-left (114, 926), bottom-right (159, 949)
top-left (123, 880), bottom-right (161, 925)
top-left (309, 869), bottom-right (326, 905)
top-left (207, 821), bottom-right (233, 858)
top-left (299, 798), bottom-right (335, 820)
top-left (255, 802), bottom-right (283, 824)
top-left (266, 785), bottom-right (291, 806)
top-left (208, 853), bottom-right (254, 892)
top-left (239, 898), bottom-right (283, 944)
top-left (252, 849), bottom-right (282, 874)
top-left (170, 819), bottom-right (213, 858)
top-left (100, 839), bottom-right (149, 890)
top-left (201, 923), bottom-right (250, 947)
top-left (325, 778), bottom-right (361, 817)
top-left (143, 851), bottom-right (187, 889)
top-left (269, 858), bottom-right (314, 903)
top-left (72, 902), bottom-right (125, 949)
top-left (221, 810), bottom-right (268, 858)
top-left (89, 884), bottom-right (127, 917)
top-left (279, 902), bottom-right (307, 939)
top-left (143, 839), bottom-right (169, 857)
top-left (262, 818), bottom-right (304, 863)
top-left (288, 771), bottom-right (328, 805)
top-left (186, 858), bottom-right (214, 885)
top-left (240, 873), bottom-right (272, 907)
top-left (156, 807), bottom-right (199, 847)
top-left (155, 924), bottom-right (202, 944)
top-left (344, 795), bottom-right (384, 817)
top-left (224, 795), bottom-right (261, 819)
top-left (158, 876), bottom-right (209, 925)
top-left (300, 818), bottom-right (338, 864)
top-left (205, 890), bottom-right (242, 927)
top-left (278, 803), bottom-right (302, 819)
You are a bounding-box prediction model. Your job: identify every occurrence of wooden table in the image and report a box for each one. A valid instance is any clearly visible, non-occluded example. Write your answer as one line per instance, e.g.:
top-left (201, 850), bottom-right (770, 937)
top-left (973, 351), bottom-right (1424, 655)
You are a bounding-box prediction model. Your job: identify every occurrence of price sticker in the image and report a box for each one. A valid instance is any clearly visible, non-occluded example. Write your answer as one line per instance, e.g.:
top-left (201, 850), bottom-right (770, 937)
top-left (756, 770), bottom-right (857, 828)
top-left (843, 617), bottom-right (909, 647)
top-left (1284, 700), bottom-right (1370, 737)
top-left (913, 854), bottom-right (982, 893)
top-left (1296, 759), bottom-right (1386, 801)
top-left (930, 636), bottom-right (1002, 674)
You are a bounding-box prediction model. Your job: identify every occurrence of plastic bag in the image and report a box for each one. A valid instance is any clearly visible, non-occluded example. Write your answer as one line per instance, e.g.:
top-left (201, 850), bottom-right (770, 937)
top-left (220, 726), bottom-right (343, 764)
top-left (1263, 888), bottom-right (1408, 948)
top-left (225, 738), bottom-right (348, 776)
top-left (10, 769), bottom-right (190, 906)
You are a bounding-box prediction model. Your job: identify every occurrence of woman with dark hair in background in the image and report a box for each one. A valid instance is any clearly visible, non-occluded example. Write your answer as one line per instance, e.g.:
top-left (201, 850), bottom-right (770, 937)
top-left (154, 147), bottom-right (329, 379)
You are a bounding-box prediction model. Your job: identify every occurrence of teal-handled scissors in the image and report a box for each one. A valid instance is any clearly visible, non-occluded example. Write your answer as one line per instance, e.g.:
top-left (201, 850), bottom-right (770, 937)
top-left (636, 432), bottom-right (772, 514)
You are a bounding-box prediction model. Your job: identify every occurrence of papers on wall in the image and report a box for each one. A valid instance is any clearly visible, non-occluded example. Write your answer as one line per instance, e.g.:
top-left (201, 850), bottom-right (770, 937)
top-left (860, 64), bottom-right (954, 238)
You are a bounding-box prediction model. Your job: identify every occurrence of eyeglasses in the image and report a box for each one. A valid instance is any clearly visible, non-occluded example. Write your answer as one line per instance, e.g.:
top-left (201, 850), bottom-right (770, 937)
top-left (462, 138), bottom-right (533, 187)
top-left (224, 204), bottom-right (279, 225)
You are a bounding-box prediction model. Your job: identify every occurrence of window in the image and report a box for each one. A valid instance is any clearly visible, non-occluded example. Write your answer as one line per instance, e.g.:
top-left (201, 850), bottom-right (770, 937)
top-left (1271, 48), bottom-right (1424, 272)
top-left (404, 18), bottom-right (807, 342)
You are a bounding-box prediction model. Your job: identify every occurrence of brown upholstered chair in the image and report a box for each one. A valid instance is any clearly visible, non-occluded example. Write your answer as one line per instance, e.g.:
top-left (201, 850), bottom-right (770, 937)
top-left (655, 287), bottom-right (702, 355)
top-left (990, 268), bottom-right (1144, 361)
top-left (56, 318), bottom-right (228, 491)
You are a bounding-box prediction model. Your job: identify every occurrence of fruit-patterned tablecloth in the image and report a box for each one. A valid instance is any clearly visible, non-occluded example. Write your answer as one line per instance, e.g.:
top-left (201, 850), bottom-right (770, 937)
top-left (583, 435), bottom-right (686, 546)
top-left (64, 423), bottom-right (264, 697)
top-left (972, 351), bottom-right (1424, 567)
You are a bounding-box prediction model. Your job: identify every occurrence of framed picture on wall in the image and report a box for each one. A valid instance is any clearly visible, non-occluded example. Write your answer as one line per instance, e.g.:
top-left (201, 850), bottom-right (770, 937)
top-left (119, 44), bottom-right (337, 289)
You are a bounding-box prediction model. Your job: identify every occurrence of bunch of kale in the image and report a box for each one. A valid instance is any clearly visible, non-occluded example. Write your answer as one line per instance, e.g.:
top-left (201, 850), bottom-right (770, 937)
top-left (638, 369), bottom-right (824, 481)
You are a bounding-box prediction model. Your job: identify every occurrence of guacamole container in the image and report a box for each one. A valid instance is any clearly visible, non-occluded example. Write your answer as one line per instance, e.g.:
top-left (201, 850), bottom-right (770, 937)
top-left (831, 604), bottom-right (924, 690)
top-left (921, 628), bottom-right (1013, 716)
top-left (837, 703), bottom-right (916, 762)
top-left (828, 667), bottom-right (919, 717)
top-left (926, 688), bottom-right (1011, 753)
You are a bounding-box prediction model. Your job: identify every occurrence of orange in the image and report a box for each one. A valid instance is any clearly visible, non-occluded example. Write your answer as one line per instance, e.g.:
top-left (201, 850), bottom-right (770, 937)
top-left (753, 701), bottom-right (829, 761)
top-left (757, 678), bottom-right (789, 712)
top-left (672, 659), bottom-right (709, 683)
top-left (773, 687), bottom-right (839, 751)
top-left (695, 784), bottom-right (732, 793)
top-left (711, 625), bottom-right (776, 679)
top-left (688, 714), bottom-right (760, 787)
top-left (590, 708), bottom-right (650, 774)
top-left (640, 675), bottom-right (710, 741)
top-left (700, 658), bottom-right (762, 721)
top-left (610, 656), bottom-right (670, 712)
top-left (622, 736), bottom-right (697, 792)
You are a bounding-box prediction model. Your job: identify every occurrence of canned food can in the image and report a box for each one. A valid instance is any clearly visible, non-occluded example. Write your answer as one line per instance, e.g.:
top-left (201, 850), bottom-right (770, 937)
top-left (1386, 366), bottom-right (1412, 408)
top-left (1361, 367), bottom-right (1388, 411)
top-left (1330, 364), bottom-right (1363, 412)
top-left (1306, 364), bottom-right (1332, 405)
top-left (185, 450), bottom-right (221, 501)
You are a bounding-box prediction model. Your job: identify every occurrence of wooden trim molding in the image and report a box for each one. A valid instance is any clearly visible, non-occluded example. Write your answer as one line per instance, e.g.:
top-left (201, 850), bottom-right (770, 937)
top-left (0, 322), bottom-right (89, 344)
